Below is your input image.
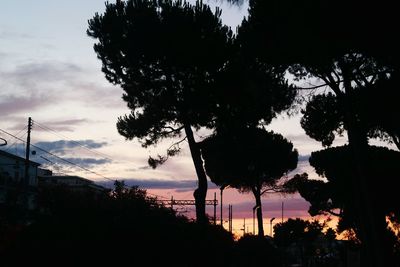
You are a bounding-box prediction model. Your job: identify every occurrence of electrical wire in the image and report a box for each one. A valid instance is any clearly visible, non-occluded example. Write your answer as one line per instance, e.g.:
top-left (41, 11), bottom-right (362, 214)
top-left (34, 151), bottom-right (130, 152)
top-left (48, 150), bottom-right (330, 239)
top-left (0, 125), bottom-right (171, 201)
top-left (3, 126), bottom-right (28, 152)
top-left (0, 127), bottom-right (115, 182)
top-left (33, 121), bottom-right (114, 161)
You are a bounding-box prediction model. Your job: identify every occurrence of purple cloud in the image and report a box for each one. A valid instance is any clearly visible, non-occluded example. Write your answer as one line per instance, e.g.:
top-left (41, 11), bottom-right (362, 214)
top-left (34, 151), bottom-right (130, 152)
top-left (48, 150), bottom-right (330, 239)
top-left (0, 94), bottom-right (51, 116)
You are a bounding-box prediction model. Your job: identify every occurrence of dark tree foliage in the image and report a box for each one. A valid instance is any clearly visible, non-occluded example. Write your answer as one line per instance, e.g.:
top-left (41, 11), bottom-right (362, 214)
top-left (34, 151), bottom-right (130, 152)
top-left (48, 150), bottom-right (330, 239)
top-left (301, 73), bottom-right (400, 149)
top-left (292, 146), bottom-right (400, 220)
top-left (235, 234), bottom-right (281, 267)
top-left (87, 0), bottom-right (232, 144)
top-left (288, 173), bottom-right (333, 218)
top-left (274, 218), bottom-right (328, 247)
top-left (237, 1), bottom-right (399, 266)
top-left (238, 0), bottom-right (399, 67)
top-left (291, 146), bottom-right (400, 264)
top-left (201, 128), bottom-right (298, 236)
top-left (273, 218), bottom-right (338, 266)
top-left (213, 57), bottom-right (296, 131)
top-left (87, 0), bottom-right (297, 223)
top-left (309, 146), bottom-right (400, 227)
top-left (1, 182), bottom-right (235, 266)
top-left (87, 0), bottom-right (233, 223)
top-left (300, 93), bottom-right (344, 147)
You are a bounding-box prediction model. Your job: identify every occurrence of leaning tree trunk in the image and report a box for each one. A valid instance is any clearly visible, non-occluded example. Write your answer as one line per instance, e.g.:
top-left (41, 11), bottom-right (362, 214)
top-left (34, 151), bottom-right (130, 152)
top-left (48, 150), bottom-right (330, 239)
top-left (184, 123), bottom-right (208, 224)
top-left (252, 187), bottom-right (264, 237)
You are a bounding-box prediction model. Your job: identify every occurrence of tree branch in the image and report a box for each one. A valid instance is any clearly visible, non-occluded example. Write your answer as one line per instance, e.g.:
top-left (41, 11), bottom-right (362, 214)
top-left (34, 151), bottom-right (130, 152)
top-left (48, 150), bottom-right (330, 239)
top-left (260, 186), bottom-right (286, 195)
top-left (357, 69), bottom-right (372, 87)
top-left (162, 125), bottom-right (184, 134)
top-left (327, 210), bottom-right (342, 217)
top-left (331, 67), bottom-right (342, 83)
top-left (296, 83), bottom-right (336, 90)
top-left (167, 136), bottom-right (187, 151)
top-left (297, 70), bottom-right (392, 93)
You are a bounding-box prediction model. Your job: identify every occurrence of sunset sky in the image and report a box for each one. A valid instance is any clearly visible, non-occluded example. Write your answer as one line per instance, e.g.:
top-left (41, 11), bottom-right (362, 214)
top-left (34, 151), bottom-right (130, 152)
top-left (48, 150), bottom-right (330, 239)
top-left (0, 0), bottom-right (357, 235)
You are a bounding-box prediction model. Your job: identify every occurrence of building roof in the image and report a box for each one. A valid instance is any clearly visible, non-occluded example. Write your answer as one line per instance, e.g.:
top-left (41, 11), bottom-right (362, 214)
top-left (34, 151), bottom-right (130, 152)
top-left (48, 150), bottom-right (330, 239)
top-left (0, 150), bottom-right (41, 166)
top-left (38, 174), bottom-right (107, 192)
top-left (40, 175), bottom-right (93, 183)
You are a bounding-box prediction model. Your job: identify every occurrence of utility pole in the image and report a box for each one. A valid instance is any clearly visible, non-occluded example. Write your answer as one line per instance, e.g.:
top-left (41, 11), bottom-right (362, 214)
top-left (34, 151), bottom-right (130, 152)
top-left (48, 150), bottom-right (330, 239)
top-left (220, 186), bottom-right (224, 227)
top-left (213, 192), bottom-right (217, 225)
top-left (253, 207), bottom-right (255, 235)
top-left (281, 201), bottom-right (284, 223)
top-left (24, 117), bottom-right (32, 188)
top-left (228, 204), bottom-right (232, 233)
top-left (242, 218), bottom-right (246, 236)
top-left (228, 204), bottom-right (233, 233)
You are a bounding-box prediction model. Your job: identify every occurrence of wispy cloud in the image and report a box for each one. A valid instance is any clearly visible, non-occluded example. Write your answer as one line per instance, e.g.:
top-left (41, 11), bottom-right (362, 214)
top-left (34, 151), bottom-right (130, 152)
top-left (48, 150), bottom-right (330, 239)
top-left (34, 119), bottom-right (90, 132)
top-left (0, 60), bottom-right (123, 119)
top-left (0, 94), bottom-right (52, 116)
top-left (0, 30), bottom-right (34, 40)
top-left (62, 157), bottom-right (111, 168)
top-left (34, 139), bottom-right (108, 155)
top-left (0, 61), bottom-right (82, 90)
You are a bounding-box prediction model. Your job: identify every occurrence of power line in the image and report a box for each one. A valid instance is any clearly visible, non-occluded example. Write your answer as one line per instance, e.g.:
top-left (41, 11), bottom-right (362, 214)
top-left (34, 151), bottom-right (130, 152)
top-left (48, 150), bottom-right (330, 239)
top-left (33, 120), bottom-right (144, 170)
top-left (39, 155), bottom-right (72, 176)
top-left (0, 127), bottom-right (115, 182)
top-left (32, 143), bottom-right (115, 181)
top-left (33, 120), bottom-right (113, 162)
top-left (1, 125), bottom-right (171, 201)
top-left (32, 121), bottom-right (181, 198)
top-left (13, 125), bottom-right (29, 139)
top-left (3, 126), bottom-right (28, 152)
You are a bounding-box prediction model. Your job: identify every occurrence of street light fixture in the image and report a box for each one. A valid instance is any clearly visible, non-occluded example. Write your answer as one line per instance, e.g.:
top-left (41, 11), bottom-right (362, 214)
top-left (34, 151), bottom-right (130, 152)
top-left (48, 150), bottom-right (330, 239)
top-left (252, 205), bottom-right (260, 235)
top-left (270, 217), bottom-right (276, 236)
top-left (220, 184), bottom-right (230, 227)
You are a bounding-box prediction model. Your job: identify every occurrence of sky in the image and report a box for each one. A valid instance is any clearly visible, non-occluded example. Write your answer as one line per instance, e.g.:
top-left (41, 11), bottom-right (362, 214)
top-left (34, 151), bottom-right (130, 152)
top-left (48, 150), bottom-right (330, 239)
top-left (0, 0), bottom-right (350, 235)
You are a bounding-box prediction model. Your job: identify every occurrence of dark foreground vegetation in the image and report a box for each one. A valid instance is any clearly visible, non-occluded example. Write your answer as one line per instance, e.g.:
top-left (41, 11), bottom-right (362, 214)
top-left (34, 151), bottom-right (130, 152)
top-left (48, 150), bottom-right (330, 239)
top-left (3, 182), bottom-right (393, 267)
top-left (1, 182), bottom-right (233, 266)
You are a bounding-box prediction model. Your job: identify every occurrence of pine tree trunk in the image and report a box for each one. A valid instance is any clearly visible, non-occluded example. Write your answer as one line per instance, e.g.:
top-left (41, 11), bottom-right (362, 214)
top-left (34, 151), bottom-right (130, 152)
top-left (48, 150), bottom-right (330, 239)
top-left (340, 63), bottom-right (386, 267)
top-left (345, 120), bottom-right (387, 267)
top-left (253, 187), bottom-right (264, 237)
top-left (184, 123), bottom-right (208, 224)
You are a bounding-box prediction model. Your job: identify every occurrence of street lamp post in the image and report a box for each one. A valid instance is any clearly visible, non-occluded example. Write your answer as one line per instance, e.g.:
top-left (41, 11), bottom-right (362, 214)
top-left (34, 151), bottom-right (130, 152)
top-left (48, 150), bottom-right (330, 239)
top-left (220, 185), bottom-right (229, 227)
top-left (252, 205), bottom-right (260, 235)
top-left (270, 217), bottom-right (276, 236)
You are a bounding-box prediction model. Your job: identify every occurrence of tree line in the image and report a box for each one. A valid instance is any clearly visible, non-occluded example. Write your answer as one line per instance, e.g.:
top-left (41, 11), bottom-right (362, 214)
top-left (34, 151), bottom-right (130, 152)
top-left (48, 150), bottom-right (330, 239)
top-left (87, 1), bottom-right (400, 266)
